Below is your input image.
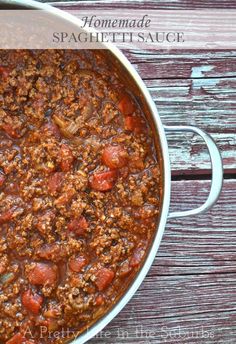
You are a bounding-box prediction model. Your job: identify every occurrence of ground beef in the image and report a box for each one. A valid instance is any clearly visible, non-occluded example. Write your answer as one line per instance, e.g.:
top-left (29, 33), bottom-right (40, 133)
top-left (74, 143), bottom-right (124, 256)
top-left (0, 49), bottom-right (162, 344)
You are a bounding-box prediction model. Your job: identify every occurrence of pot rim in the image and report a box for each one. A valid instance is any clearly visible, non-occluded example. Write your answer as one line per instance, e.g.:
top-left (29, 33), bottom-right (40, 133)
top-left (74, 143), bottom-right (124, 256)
top-left (1, 1), bottom-right (171, 342)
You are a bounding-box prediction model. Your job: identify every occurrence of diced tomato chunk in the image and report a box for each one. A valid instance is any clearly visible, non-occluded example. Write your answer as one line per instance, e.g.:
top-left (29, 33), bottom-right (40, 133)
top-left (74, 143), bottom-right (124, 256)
top-left (95, 268), bottom-right (115, 291)
top-left (6, 333), bottom-right (24, 344)
top-left (28, 263), bottom-right (58, 286)
top-left (129, 247), bottom-right (145, 268)
top-left (102, 145), bottom-right (128, 169)
top-left (0, 173), bottom-right (5, 187)
top-left (48, 172), bottom-right (64, 194)
top-left (89, 170), bottom-right (117, 191)
top-left (0, 66), bottom-right (10, 79)
top-left (125, 116), bottom-right (144, 133)
top-left (69, 255), bottom-right (87, 272)
top-left (67, 216), bottom-right (88, 236)
top-left (95, 294), bottom-right (104, 306)
top-left (118, 93), bottom-right (135, 115)
top-left (0, 209), bottom-right (13, 224)
top-left (22, 289), bottom-right (43, 314)
top-left (59, 144), bottom-right (74, 172)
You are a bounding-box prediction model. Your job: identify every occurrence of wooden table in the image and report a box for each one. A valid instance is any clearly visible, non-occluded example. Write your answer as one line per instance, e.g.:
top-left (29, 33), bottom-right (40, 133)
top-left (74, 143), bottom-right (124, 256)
top-left (45, 1), bottom-right (236, 342)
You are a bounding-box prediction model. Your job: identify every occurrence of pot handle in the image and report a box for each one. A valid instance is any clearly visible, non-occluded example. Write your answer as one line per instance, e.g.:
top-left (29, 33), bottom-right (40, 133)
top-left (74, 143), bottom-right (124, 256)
top-left (164, 125), bottom-right (223, 219)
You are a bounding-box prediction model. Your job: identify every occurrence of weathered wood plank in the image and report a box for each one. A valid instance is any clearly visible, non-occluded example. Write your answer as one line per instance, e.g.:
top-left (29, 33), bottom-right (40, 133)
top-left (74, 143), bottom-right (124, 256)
top-left (165, 131), bottom-right (235, 175)
top-left (124, 50), bottom-right (236, 64)
top-left (52, 0), bottom-right (236, 10)
top-left (159, 180), bottom-right (236, 275)
top-left (133, 57), bottom-right (236, 80)
top-left (137, 58), bottom-right (235, 173)
top-left (89, 284), bottom-right (236, 343)
top-left (87, 180), bottom-right (236, 343)
top-left (147, 77), bottom-right (236, 174)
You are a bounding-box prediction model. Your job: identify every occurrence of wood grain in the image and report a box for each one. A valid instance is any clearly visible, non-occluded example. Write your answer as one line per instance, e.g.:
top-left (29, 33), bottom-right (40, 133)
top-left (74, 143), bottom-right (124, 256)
top-left (146, 77), bottom-right (236, 174)
top-left (124, 50), bottom-right (236, 66)
top-left (160, 180), bottom-right (236, 275)
top-left (133, 55), bottom-right (236, 80)
top-left (50, 0), bottom-right (236, 10)
top-left (88, 180), bottom-right (236, 344)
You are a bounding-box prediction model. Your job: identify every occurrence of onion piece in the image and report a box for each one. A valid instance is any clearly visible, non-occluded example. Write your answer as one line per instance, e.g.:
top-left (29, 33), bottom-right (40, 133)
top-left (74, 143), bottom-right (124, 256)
top-left (53, 114), bottom-right (80, 137)
top-left (53, 114), bottom-right (68, 128)
top-left (66, 121), bottom-right (80, 135)
top-left (77, 69), bottom-right (95, 78)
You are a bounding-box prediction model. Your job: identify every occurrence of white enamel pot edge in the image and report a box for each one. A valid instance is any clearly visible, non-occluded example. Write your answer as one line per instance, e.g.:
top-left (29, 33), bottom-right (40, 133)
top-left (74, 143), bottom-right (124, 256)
top-left (1, 1), bottom-right (224, 343)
